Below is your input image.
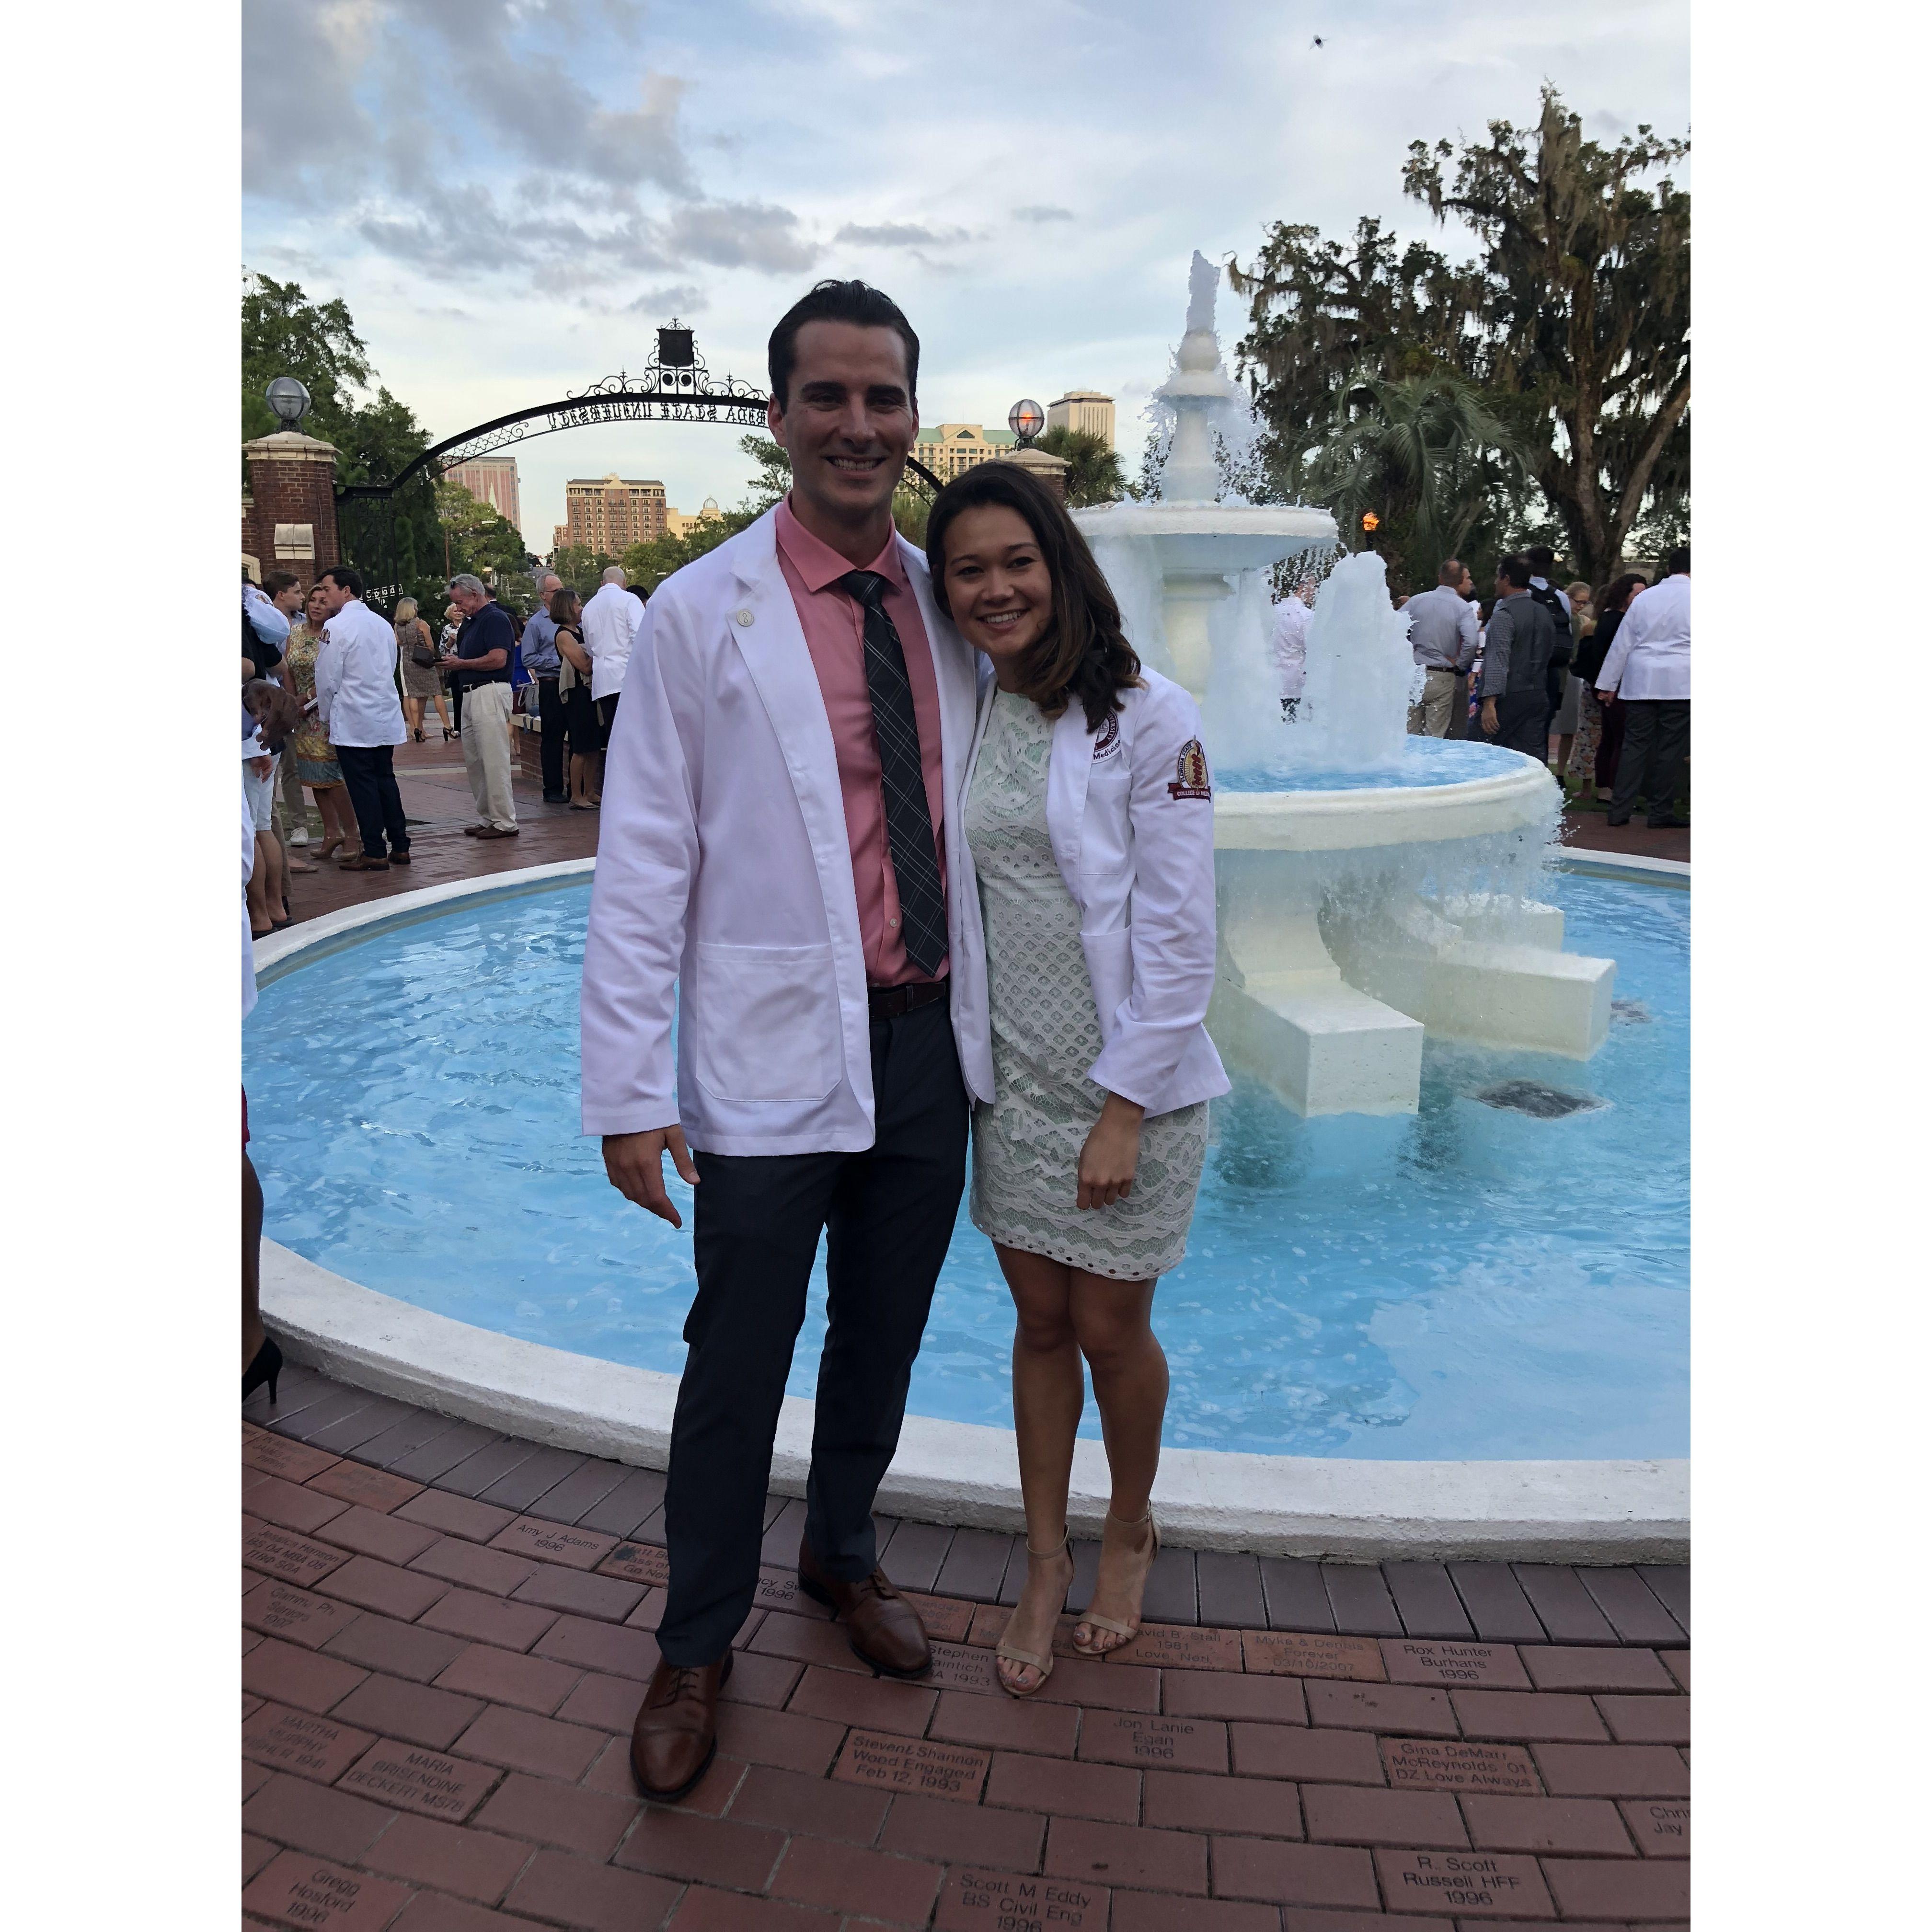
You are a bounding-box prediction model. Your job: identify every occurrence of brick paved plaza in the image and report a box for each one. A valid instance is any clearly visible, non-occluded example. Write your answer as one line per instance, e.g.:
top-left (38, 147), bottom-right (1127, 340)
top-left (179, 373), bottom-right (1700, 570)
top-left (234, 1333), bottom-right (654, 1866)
top-left (249, 733), bottom-right (1688, 1928)
top-left (244, 1370), bottom-right (1688, 1930)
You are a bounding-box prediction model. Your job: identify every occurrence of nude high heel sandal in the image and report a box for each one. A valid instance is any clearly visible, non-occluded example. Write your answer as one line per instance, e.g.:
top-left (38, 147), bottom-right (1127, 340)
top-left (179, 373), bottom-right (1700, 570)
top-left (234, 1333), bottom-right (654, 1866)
top-left (1072, 1510), bottom-right (1160, 1656)
top-left (996, 1534), bottom-right (1072, 1698)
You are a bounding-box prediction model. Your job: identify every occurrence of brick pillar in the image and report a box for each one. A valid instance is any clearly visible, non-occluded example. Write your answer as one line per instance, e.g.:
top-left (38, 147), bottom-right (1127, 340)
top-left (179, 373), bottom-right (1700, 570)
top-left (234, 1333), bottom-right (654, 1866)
top-left (242, 431), bottom-right (341, 582)
top-left (1011, 445), bottom-right (1071, 502)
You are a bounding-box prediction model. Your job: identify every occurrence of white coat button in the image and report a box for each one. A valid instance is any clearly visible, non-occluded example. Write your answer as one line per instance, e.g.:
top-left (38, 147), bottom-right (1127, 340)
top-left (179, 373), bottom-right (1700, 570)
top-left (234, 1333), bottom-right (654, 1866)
top-left (734, 608), bottom-right (754, 626)
top-left (888, 915), bottom-right (899, 927)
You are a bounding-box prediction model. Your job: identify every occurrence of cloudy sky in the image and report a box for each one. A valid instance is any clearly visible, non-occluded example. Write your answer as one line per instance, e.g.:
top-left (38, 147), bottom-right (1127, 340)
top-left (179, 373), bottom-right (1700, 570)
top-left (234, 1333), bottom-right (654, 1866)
top-left (243, 0), bottom-right (1689, 547)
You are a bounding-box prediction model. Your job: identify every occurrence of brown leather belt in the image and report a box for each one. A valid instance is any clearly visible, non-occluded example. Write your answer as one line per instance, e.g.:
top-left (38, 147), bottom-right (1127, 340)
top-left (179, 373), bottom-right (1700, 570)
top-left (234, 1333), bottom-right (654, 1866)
top-left (868, 978), bottom-right (950, 1021)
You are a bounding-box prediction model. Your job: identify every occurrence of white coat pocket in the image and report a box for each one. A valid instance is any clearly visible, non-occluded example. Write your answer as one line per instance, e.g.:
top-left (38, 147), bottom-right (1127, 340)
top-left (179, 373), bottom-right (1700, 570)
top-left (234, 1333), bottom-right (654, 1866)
top-left (692, 942), bottom-right (842, 1102)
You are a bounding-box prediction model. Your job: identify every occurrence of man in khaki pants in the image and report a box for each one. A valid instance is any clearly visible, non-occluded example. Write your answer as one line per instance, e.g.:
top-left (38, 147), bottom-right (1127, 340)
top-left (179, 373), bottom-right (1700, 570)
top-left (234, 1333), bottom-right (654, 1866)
top-left (447, 574), bottom-right (519, 839)
top-left (1404, 558), bottom-right (1480, 736)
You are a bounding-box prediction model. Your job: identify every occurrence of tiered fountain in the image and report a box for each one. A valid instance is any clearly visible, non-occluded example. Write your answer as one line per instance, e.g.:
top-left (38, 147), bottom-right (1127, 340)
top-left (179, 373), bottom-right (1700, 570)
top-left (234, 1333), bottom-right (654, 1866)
top-left (1072, 254), bottom-right (1614, 1117)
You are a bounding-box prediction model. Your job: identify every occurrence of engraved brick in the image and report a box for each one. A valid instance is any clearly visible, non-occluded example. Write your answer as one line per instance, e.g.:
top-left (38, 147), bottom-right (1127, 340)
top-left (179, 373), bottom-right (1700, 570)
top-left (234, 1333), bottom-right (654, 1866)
top-left (1078, 1708), bottom-right (1228, 1773)
top-left (1618, 1795), bottom-right (1690, 1856)
top-left (242, 1516), bottom-right (349, 1588)
top-left (491, 1515), bottom-right (620, 1570)
top-left (833, 1728), bottom-right (990, 1804)
top-left (1104, 1622), bottom-right (1244, 1671)
top-left (1243, 1630), bottom-right (1386, 1681)
top-left (242, 1701), bottom-right (377, 1784)
top-left (1373, 1847), bottom-right (1554, 1917)
top-left (1381, 1638), bottom-right (1529, 1689)
top-left (241, 1850), bottom-right (411, 1929)
top-left (336, 1737), bottom-right (502, 1821)
top-left (1381, 1736), bottom-right (1538, 1794)
top-left (243, 1578), bottom-right (360, 1651)
top-left (597, 1539), bottom-right (670, 1587)
top-left (935, 1867), bottom-right (1107, 1932)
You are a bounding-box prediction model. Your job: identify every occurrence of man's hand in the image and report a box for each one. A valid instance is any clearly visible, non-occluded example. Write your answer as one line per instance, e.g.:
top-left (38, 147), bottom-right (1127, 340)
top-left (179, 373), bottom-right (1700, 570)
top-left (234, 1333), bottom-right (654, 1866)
top-left (1596, 689), bottom-right (1616, 706)
top-left (1077, 1093), bottom-right (1145, 1211)
top-left (602, 1127), bottom-right (699, 1229)
top-left (1480, 697), bottom-right (1499, 736)
top-left (250, 756), bottom-right (274, 781)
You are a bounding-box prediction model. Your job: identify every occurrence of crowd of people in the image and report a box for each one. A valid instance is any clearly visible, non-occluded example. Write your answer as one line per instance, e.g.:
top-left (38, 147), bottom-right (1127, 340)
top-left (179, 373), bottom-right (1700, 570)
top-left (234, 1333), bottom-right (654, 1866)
top-left (1273, 540), bottom-right (1691, 828)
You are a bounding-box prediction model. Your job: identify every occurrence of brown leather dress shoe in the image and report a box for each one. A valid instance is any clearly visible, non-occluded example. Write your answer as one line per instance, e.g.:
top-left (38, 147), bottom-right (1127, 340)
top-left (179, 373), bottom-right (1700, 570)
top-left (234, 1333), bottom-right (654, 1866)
top-left (797, 1540), bottom-right (932, 1679)
top-left (630, 1651), bottom-right (733, 1801)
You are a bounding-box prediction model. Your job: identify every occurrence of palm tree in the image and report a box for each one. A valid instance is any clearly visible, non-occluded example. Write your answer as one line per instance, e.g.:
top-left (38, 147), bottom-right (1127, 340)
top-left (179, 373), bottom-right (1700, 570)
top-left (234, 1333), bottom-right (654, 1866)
top-left (1303, 370), bottom-right (1527, 591)
top-left (1036, 426), bottom-right (1127, 507)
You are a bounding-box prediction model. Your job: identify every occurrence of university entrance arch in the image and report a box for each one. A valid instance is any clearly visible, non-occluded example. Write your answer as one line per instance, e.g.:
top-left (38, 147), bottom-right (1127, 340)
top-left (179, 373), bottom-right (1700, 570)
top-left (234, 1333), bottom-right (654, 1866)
top-left (332, 325), bottom-right (943, 601)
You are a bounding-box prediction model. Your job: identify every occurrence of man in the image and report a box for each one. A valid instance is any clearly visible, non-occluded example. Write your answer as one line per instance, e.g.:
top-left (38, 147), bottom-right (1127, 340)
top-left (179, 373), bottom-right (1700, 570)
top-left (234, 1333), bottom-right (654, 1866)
top-left (1597, 544), bottom-right (1690, 828)
top-left (1271, 577), bottom-right (1313, 718)
top-left (1524, 544), bottom-right (1575, 751)
top-left (447, 574), bottom-right (519, 839)
top-left (582, 279), bottom-right (985, 1802)
top-left (314, 565), bottom-right (412, 870)
top-left (1478, 554), bottom-right (1558, 755)
top-left (521, 570), bottom-right (569, 803)
top-left (1404, 559), bottom-right (1480, 736)
top-left (582, 564), bottom-right (641, 745)
top-left (257, 572), bottom-right (315, 851)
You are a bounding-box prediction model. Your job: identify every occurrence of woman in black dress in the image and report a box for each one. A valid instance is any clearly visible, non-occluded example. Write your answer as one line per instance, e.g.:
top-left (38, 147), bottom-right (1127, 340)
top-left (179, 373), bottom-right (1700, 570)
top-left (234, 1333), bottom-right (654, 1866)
top-left (551, 588), bottom-right (601, 809)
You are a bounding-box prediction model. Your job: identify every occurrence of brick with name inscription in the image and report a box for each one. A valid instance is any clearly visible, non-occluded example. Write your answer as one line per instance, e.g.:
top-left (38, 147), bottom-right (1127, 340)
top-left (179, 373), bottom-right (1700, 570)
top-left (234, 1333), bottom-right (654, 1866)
top-left (242, 1433), bottom-right (342, 1484)
top-left (903, 1592), bottom-right (977, 1644)
top-left (242, 1851), bottom-right (412, 1930)
top-left (833, 1727), bottom-right (990, 1803)
top-left (242, 1516), bottom-right (349, 1589)
top-left (335, 1737), bottom-right (501, 1821)
top-left (927, 1640), bottom-right (1001, 1694)
top-left (490, 1517), bottom-right (618, 1570)
top-left (1383, 1639), bottom-right (1530, 1689)
top-left (242, 1577), bottom-right (360, 1650)
top-left (1382, 1737), bottom-right (1540, 1794)
top-left (304, 1460), bottom-right (422, 1515)
top-left (242, 1702), bottom-right (377, 1784)
top-left (1620, 1796), bottom-right (1689, 1855)
top-left (935, 1867), bottom-right (1107, 1932)
top-left (597, 1540), bottom-right (670, 1587)
top-left (1104, 1622), bottom-right (1244, 1671)
top-left (1374, 1848), bottom-right (1553, 1917)
top-left (1243, 1630), bottom-right (1386, 1682)
top-left (1078, 1708), bottom-right (1228, 1772)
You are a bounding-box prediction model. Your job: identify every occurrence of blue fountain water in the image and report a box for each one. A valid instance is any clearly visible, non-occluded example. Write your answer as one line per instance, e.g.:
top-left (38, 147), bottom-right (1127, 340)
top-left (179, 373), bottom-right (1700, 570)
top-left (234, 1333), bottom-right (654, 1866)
top-left (1217, 736), bottom-right (1523, 794)
top-left (244, 871), bottom-right (1685, 1461)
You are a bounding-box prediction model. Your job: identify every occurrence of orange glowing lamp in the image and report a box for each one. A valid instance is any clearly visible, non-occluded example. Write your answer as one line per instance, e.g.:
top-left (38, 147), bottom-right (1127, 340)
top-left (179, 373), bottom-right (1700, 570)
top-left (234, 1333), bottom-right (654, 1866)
top-left (1362, 511), bottom-right (1380, 533)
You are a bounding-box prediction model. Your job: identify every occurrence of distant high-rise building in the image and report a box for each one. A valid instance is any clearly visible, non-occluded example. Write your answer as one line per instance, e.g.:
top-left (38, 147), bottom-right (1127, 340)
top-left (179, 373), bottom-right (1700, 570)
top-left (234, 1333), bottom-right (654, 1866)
top-left (444, 455), bottom-right (523, 533)
top-left (910, 424), bottom-right (1019, 484)
top-left (1047, 391), bottom-right (1116, 449)
top-left (560, 474), bottom-right (668, 554)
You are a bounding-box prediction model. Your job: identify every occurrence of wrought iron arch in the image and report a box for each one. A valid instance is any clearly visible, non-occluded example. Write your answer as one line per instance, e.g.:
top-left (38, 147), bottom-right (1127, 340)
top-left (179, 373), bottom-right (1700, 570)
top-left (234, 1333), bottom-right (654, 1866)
top-left (335, 324), bottom-right (943, 602)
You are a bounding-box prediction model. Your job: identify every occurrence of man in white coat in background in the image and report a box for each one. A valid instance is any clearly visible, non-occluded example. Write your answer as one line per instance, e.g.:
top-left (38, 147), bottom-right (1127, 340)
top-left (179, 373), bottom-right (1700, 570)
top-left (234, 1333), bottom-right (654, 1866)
top-left (580, 280), bottom-right (986, 1801)
top-left (581, 564), bottom-right (641, 745)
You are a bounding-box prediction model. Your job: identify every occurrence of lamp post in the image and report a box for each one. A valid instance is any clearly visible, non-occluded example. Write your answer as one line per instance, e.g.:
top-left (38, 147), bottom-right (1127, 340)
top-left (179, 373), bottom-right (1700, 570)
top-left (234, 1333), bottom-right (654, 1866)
top-left (265, 375), bottom-right (311, 434)
top-left (1008, 399), bottom-right (1046, 447)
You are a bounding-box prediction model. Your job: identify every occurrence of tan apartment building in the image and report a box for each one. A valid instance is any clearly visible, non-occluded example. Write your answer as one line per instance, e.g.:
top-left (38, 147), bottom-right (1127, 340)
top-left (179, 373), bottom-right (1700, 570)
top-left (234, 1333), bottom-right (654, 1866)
top-left (1047, 391), bottom-right (1116, 448)
top-left (444, 455), bottom-right (523, 533)
top-left (558, 474), bottom-right (668, 554)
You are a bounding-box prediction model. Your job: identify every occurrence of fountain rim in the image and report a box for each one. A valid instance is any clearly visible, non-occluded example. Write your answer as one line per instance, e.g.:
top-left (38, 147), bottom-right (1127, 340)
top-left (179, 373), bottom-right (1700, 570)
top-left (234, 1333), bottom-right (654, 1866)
top-left (251, 861), bottom-right (1690, 1560)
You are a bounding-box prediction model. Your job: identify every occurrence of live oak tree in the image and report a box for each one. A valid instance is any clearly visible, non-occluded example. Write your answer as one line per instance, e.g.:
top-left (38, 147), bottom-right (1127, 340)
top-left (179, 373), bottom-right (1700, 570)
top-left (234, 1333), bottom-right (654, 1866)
top-left (1231, 89), bottom-right (1689, 586)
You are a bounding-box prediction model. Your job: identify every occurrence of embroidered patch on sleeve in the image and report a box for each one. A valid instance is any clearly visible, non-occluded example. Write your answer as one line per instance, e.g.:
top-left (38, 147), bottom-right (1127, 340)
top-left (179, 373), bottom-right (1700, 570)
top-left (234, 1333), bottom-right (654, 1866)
top-left (1167, 736), bottom-right (1212, 799)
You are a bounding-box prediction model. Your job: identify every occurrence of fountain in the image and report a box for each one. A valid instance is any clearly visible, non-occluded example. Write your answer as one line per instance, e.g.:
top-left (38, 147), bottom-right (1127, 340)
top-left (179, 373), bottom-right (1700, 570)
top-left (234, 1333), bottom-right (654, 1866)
top-left (1072, 254), bottom-right (1615, 1118)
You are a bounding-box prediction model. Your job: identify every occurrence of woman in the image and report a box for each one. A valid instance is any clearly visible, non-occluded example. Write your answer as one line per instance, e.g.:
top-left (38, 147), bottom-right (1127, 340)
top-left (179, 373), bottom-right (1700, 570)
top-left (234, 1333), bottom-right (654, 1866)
top-left (395, 596), bottom-right (452, 743)
top-left (281, 583), bottom-right (362, 863)
top-left (439, 601), bottom-right (466, 738)
top-left (1572, 573), bottom-right (1647, 805)
top-left (1550, 580), bottom-right (1594, 778)
top-left (929, 463), bottom-right (1228, 1697)
top-left (551, 588), bottom-right (601, 808)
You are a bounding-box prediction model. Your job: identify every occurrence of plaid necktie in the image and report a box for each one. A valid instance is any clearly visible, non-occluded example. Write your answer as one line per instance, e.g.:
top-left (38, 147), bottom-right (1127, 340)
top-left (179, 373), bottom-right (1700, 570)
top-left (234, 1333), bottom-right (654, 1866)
top-left (839, 570), bottom-right (948, 977)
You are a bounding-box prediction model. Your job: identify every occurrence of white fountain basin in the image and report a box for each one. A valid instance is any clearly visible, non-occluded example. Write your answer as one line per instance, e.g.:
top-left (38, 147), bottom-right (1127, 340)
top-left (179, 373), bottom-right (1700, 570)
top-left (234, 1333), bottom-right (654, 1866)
top-left (1072, 498), bottom-right (1338, 572)
top-left (1213, 756), bottom-right (1557, 852)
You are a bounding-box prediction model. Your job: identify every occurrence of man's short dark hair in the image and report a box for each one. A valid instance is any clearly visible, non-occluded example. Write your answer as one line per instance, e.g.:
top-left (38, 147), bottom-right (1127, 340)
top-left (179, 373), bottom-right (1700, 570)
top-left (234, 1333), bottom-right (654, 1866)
top-left (262, 570), bottom-right (301, 598)
top-left (1437, 559), bottom-right (1463, 586)
top-left (1664, 544), bottom-right (1690, 576)
top-left (1525, 545), bottom-right (1557, 576)
top-left (768, 279), bottom-right (919, 411)
top-left (320, 564), bottom-right (364, 598)
top-left (1497, 553), bottom-right (1532, 590)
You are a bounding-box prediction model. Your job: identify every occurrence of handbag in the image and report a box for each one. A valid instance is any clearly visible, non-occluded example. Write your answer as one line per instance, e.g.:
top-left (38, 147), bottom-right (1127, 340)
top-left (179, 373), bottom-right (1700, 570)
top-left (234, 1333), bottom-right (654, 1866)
top-left (409, 622), bottom-right (436, 668)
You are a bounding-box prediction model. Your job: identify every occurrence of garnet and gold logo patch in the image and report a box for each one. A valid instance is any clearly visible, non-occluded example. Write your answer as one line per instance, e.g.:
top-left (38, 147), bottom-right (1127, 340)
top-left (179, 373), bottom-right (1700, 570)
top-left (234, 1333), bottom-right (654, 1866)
top-left (1167, 737), bottom-right (1212, 800)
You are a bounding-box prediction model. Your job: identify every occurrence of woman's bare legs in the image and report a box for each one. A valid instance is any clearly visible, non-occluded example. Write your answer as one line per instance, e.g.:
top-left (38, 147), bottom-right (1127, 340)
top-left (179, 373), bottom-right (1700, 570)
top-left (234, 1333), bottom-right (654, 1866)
top-left (1070, 1272), bottom-right (1165, 1653)
top-left (994, 1243), bottom-right (1082, 1692)
top-left (403, 695), bottom-right (424, 741)
top-left (313, 784), bottom-right (358, 859)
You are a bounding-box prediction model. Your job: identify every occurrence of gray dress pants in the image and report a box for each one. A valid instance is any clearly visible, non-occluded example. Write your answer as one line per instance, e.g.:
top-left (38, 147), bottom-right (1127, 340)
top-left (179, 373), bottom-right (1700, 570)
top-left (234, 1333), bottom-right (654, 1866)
top-left (1610, 699), bottom-right (1690, 823)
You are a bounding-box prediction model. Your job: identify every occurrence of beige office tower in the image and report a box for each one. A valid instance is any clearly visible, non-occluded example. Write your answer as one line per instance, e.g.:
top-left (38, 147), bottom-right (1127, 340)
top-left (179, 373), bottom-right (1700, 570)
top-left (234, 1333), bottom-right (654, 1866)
top-left (1047, 391), bottom-right (1116, 449)
top-left (561, 474), bottom-right (668, 552)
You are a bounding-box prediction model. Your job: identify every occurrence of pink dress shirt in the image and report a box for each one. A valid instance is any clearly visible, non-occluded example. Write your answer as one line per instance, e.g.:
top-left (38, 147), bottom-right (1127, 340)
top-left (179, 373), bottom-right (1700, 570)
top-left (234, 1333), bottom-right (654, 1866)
top-left (774, 496), bottom-right (948, 987)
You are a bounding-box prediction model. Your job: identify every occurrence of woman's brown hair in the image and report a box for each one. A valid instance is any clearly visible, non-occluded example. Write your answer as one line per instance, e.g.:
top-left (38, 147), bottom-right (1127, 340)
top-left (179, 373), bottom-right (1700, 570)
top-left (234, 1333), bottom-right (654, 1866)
top-left (549, 587), bottom-right (582, 625)
top-left (925, 460), bottom-right (1141, 732)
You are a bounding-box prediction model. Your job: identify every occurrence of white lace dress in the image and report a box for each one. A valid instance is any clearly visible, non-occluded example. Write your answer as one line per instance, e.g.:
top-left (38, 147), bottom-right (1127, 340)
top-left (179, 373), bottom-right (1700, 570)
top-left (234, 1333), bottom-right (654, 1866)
top-left (965, 690), bottom-right (1208, 1280)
